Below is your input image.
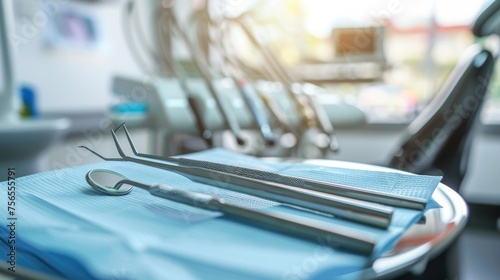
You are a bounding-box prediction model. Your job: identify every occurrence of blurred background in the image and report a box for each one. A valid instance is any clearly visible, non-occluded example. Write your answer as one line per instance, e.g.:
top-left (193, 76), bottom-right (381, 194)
top-left (3, 0), bottom-right (498, 203)
top-left (1, 0), bottom-right (500, 278)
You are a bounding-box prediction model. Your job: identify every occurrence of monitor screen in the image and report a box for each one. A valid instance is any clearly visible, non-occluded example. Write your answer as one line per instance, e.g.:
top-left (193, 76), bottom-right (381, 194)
top-left (335, 28), bottom-right (377, 56)
top-left (331, 26), bottom-right (384, 63)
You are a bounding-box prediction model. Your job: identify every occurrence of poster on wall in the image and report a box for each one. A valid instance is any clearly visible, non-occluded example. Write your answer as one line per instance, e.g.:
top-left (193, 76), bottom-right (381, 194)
top-left (44, 3), bottom-right (106, 52)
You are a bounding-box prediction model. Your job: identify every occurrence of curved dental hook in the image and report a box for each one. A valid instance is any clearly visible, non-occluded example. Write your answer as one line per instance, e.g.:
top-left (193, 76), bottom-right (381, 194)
top-left (77, 145), bottom-right (124, 162)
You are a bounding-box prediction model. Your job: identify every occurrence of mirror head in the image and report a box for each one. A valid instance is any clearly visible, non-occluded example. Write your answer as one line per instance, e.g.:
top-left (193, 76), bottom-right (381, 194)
top-left (85, 169), bottom-right (133, 196)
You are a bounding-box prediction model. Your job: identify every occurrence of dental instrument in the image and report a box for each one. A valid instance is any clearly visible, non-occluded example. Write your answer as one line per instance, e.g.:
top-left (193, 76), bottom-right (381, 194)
top-left (85, 169), bottom-right (377, 255)
top-left (79, 128), bottom-right (394, 229)
top-left (113, 123), bottom-right (427, 211)
top-left (162, 7), bottom-right (246, 146)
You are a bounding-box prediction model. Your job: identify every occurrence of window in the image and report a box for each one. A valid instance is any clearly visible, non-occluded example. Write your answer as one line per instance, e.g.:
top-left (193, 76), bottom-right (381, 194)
top-left (233, 0), bottom-right (499, 123)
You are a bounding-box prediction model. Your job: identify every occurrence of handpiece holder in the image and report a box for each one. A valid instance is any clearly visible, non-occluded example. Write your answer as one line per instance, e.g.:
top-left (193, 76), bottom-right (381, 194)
top-left (111, 76), bottom-right (366, 157)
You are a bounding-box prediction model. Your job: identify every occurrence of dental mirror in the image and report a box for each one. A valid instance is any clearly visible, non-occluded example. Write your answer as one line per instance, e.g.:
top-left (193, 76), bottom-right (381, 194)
top-left (84, 168), bottom-right (376, 254)
top-left (85, 169), bottom-right (133, 196)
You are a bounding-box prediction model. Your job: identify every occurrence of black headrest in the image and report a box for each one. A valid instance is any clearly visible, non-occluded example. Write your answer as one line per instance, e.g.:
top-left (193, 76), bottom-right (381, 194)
top-left (473, 0), bottom-right (500, 37)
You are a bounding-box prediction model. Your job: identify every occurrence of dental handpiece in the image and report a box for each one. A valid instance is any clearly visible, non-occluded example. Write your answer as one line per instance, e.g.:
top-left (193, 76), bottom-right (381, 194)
top-left (236, 80), bottom-right (275, 146)
top-left (260, 44), bottom-right (339, 152)
top-left (298, 93), bottom-right (340, 152)
top-left (187, 96), bottom-right (213, 146)
top-left (259, 93), bottom-right (298, 137)
top-left (165, 8), bottom-right (246, 146)
top-left (161, 53), bottom-right (214, 146)
top-left (233, 20), bottom-right (338, 151)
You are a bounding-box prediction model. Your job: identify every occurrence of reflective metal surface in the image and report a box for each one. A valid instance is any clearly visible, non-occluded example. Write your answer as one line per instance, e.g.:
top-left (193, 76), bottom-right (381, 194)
top-left (302, 159), bottom-right (469, 279)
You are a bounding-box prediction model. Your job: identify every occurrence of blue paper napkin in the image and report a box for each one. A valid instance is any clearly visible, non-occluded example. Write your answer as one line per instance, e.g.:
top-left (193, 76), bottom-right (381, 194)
top-left (0, 149), bottom-right (441, 279)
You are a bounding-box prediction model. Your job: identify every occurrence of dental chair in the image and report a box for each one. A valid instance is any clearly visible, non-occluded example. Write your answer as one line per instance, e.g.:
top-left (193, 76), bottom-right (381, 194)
top-left (388, 10), bottom-right (499, 191)
top-left (388, 46), bottom-right (494, 190)
top-left (389, 1), bottom-right (500, 279)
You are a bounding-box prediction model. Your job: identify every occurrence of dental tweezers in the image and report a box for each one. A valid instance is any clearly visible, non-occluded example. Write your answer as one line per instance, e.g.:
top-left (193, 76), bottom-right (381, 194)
top-left (116, 124), bottom-right (427, 211)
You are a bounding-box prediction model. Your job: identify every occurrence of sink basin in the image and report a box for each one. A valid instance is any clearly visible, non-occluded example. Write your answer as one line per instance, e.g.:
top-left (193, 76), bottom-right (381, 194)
top-left (0, 118), bottom-right (70, 180)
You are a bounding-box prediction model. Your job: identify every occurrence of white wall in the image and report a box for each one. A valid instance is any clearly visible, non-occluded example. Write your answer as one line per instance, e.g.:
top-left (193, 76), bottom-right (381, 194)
top-left (12, 0), bottom-right (143, 114)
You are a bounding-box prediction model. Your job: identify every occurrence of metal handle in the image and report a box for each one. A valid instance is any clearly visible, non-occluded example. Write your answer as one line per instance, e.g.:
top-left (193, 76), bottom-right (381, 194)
top-left (148, 184), bottom-right (376, 255)
top-left (183, 166), bottom-right (393, 229)
top-left (149, 184), bottom-right (219, 211)
top-left (178, 158), bottom-right (426, 210)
